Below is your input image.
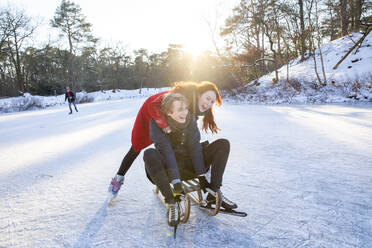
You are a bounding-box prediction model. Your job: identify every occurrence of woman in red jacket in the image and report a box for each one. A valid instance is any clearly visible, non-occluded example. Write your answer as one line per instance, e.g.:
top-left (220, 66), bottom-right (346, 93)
top-left (108, 81), bottom-right (222, 196)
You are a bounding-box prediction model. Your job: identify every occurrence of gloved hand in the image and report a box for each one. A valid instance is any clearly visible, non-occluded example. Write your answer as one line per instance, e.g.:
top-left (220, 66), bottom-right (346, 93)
top-left (162, 126), bottom-right (171, 134)
top-left (197, 175), bottom-right (210, 192)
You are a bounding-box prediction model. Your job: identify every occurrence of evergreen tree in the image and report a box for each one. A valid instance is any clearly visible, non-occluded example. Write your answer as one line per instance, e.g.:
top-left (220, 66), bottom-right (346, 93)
top-left (51, 0), bottom-right (97, 89)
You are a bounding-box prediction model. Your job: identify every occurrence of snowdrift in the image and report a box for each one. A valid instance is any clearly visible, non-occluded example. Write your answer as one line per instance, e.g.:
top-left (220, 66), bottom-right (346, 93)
top-left (228, 32), bottom-right (372, 104)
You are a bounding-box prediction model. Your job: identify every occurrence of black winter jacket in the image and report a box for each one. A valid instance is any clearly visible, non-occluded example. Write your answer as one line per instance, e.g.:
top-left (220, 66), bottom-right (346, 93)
top-left (149, 117), bottom-right (206, 177)
top-left (65, 91), bottom-right (76, 102)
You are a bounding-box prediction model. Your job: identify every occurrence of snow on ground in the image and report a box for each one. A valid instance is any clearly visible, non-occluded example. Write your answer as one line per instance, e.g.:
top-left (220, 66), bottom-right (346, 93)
top-left (1, 98), bottom-right (371, 248)
top-left (258, 32), bottom-right (372, 86)
top-left (229, 32), bottom-right (372, 104)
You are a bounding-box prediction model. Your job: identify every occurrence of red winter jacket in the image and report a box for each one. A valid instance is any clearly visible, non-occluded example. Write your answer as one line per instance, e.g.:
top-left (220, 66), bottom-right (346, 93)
top-left (131, 91), bottom-right (169, 152)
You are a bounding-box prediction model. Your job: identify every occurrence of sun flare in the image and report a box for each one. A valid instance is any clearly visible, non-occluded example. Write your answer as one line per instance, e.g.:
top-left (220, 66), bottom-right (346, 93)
top-left (183, 42), bottom-right (212, 58)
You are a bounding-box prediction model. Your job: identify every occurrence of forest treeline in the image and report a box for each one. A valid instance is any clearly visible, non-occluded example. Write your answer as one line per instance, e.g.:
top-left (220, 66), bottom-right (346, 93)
top-left (0, 0), bottom-right (371, 97)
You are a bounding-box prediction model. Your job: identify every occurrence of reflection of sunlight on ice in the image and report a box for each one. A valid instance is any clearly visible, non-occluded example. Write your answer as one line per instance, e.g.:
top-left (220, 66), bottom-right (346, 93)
top-left (71, 110), bottom-right (118, 122)
top-left (268, 105), bottom-right (372, 153)
top-left (3, 147), bottom-right (121, 237)
top-left (0, 107), bottom-right (65, 122)
top-left (0, 120), bottom-right (124, 175)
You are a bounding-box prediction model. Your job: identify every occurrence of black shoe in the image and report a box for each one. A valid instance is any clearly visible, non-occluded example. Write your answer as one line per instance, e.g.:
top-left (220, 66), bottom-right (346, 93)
top-left (197, 176), bottom-right (210, 193)
top-left (68, 112), bottom-right (72, 115)
top-left (206, 192), bottom-right (238, 209)
top-left (173, 182), bottom-right (185, 196)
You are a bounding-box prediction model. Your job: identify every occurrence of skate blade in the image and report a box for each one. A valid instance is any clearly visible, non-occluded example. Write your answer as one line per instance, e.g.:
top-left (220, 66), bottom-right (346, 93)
top-left (107, 192), bottom-right (118, 206)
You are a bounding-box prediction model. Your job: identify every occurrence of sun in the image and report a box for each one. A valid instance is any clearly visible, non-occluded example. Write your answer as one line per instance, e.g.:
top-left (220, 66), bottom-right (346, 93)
top-left (183, 42), bottom-right (212, 59)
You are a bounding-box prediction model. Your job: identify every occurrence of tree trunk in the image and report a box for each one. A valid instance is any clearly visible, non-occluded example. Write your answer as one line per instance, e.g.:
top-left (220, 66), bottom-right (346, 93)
top-left (68, 32), bottom-right (74, 88)
top-left (281, 35), bottom-right (291, 83)
top-left (333, 26), bottom-right (372, 69)
top-left (250, 0), bottom-right (260, 51)
top-left (299, 0), bottom-right (306, 61)
top-left (10, 33), bottom-right (24, 93)
top-left (315, 1), bottom-right (327, 86)
top-left (310, 32), bottom-right (322, 85)
top-left (355, 0), bottom-right (362, 31)
top-left (261, 26), bottom-right (266, 73)
top-left (277, 31), bottom-right (282, 66)
top-left (268, 38), bottom-right (279, 83)
top-left (340, 0), bottom-right (348, 36)
top-left (329, 7), bottom-right (336, 40)
top-left (349, 0), bottom-right (355, 31)
top-left (15, 47), bottom-right (24, 92)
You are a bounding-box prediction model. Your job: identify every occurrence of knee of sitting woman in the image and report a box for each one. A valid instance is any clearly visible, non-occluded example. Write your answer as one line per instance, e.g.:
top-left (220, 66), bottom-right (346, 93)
top-left (143, 148), bottom-right (159, 161)
top-left (217, 138), bottom-right (230, 151)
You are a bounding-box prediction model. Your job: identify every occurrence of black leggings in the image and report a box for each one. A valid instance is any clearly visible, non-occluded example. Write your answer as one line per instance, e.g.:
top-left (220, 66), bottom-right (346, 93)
top-left (117, 146), bottom-right (140, 176)
top-left (143, 139), bottom-right (230, 203)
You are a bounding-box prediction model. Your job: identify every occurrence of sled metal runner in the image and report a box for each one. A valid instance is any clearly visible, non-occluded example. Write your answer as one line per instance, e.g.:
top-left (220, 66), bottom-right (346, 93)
top-left (199, 204), bottom-right (248, 217)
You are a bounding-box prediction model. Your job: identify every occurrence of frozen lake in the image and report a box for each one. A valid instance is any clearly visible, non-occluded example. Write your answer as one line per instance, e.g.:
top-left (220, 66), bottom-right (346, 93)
top-left (0, 99), bottom-right (371, 248)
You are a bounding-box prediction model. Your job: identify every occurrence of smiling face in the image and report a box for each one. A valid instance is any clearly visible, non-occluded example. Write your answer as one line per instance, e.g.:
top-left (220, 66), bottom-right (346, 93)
top-left (168, 100), bottom-right (189, 123)
top-left (198, 90), bottom-right (217, 113)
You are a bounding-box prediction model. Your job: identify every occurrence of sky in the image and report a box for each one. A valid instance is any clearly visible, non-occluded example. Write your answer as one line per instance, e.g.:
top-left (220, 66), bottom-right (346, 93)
top-left (1, 0), bottom-right (240, 55)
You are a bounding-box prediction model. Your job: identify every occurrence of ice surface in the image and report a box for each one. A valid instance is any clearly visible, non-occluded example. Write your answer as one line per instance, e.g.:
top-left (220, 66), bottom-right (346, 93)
top-left (0, 99), bottom-right (371, 247)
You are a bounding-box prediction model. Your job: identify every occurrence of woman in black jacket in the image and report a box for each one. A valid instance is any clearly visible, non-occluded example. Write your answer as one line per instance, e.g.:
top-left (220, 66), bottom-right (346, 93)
top-left (143, 93), bottom-right (236, 227)
top-left (64, 87), bottom-right (78, 114)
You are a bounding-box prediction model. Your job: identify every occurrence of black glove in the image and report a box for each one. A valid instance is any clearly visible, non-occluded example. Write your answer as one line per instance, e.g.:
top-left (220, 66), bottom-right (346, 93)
top-left (198, 175), bottom-right (210, 192)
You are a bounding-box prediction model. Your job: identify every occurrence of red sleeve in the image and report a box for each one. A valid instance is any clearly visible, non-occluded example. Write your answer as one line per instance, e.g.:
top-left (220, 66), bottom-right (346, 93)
top-left (147, 92), bottom-right (168, 129)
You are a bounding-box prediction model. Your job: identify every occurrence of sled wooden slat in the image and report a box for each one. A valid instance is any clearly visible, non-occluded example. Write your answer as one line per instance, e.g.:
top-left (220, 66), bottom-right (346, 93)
top-left (186, 192), bottom-right (200, 205)
top-left (182, 179), bottom-right (200, 192)
top-left (181, 181), bottom-right (194, 193)
top-left (189, 179), bottom-right (201, 190)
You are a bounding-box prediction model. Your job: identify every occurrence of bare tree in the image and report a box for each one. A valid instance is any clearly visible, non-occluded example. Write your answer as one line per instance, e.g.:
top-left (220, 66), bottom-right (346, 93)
top-left (3, 8), bottom-right (36, 93)
top-left (258, 0), bottom-right (283, 83)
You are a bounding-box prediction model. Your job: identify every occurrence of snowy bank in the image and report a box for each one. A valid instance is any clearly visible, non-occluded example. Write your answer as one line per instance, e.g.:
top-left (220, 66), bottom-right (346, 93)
top-left (0, 88), bottom-right (168, 113)
top-left (228, 32), bottom-right (372, 104)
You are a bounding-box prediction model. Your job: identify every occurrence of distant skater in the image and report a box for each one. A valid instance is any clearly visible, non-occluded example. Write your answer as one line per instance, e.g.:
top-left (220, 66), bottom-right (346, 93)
top-left (65, 87), bottom-right (78, 114)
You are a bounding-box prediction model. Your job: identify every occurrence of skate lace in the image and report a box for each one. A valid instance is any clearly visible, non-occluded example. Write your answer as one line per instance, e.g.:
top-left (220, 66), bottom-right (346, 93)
top-left (169, 204), bottom-right (178, 221)
top-left (111, 177), bottom-right (124, 191)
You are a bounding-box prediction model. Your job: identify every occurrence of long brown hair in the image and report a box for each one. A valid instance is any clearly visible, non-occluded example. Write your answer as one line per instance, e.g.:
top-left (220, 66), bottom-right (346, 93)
top-left (170, 81), bottom-right (222, 133)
